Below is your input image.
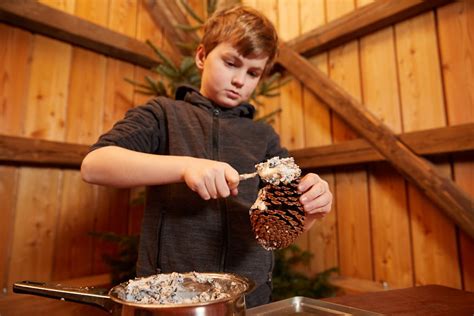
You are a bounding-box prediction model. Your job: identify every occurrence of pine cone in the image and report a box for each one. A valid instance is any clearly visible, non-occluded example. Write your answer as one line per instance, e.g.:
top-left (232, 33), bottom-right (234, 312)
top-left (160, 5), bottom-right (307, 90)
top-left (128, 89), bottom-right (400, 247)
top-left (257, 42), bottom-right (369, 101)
top-left (249, 179), bottom-right (305, 250)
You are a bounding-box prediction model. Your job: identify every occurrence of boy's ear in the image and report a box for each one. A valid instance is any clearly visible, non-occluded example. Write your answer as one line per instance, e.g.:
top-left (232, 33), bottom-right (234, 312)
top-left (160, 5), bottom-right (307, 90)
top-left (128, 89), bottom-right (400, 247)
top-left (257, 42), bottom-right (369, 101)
top-left (195, 45), bottom-right (206, 70)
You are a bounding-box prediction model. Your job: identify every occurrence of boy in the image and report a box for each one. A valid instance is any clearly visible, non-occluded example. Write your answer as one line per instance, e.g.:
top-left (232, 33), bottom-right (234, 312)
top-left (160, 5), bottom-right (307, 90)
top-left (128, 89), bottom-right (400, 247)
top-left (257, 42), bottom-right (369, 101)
top-left (81, 6), bottom-right (332, 307)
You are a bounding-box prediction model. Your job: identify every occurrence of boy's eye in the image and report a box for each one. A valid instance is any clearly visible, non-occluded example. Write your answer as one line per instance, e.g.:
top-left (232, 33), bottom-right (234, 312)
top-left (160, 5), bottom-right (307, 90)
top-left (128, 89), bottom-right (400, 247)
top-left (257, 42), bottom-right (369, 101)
top-left (225, 60), bottom-right (235, 67)
top-left (248, 71), bottom-right (260, 78)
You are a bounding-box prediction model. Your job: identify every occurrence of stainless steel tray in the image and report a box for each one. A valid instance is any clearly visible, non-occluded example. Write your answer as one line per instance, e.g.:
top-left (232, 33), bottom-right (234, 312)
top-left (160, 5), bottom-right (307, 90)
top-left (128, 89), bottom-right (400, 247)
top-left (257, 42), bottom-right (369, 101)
top-left (246, 296), bottom-right (383, 315)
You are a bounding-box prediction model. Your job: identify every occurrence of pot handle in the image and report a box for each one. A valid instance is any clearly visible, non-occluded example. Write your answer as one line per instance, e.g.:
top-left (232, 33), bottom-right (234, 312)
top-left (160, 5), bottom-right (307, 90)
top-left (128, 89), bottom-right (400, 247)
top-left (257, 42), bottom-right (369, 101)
top-left (13, 280), bottom-right (118, 314)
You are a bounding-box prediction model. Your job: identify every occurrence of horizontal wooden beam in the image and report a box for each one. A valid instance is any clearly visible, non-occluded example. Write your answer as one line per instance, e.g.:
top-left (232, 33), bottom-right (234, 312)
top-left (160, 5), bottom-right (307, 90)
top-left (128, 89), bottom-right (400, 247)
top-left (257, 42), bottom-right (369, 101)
top-left (1, 123), bottom-right (472, 170)
top-left (0, 0), bottom-right (159, 68)
top-left (292, 123), bottom-right (474, 169)
top-left (286, 0), bottom-right (454, 58)
top-left (278, 42), bottom-right (474, 238)
top-left (0, 134), bottom-right (88, 168)
top-left (0, 0), bottom-right (453, 72)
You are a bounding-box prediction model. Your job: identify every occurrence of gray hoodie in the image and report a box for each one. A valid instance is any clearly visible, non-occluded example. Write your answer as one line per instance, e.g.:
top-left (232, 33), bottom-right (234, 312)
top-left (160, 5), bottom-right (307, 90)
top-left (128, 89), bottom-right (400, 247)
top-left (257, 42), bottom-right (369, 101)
top-left (91, 86), bottom-right (288, 307)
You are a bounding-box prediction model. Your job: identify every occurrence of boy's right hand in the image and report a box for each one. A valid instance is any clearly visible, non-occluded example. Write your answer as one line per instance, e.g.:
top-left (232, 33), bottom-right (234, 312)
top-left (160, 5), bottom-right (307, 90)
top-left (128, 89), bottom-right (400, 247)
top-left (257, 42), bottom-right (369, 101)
top-left (183, 158), bottom-right (240, 200)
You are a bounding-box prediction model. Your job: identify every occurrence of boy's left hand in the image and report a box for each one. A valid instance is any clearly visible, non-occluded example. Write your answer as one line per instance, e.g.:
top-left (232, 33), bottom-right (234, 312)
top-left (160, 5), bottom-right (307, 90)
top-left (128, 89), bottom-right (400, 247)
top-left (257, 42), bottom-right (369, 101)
top-left (298, 173), bottom-right (332, 218)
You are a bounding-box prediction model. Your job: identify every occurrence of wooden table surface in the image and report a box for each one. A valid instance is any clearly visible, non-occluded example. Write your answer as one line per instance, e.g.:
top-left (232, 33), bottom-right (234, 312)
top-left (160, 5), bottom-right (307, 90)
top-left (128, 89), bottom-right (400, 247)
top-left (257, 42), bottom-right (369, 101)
top-left (1, 284), bottom-right (473, 315)
top-left (324, 284), bottom-right (474, 315)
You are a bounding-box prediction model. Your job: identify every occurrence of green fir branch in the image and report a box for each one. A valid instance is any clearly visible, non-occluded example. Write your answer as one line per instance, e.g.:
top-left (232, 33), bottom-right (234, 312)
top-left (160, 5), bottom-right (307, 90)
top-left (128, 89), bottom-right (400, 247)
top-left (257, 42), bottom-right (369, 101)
top-left (134, 89), bottom-right (157, 96)
top-left (180, 57), bottom-right (197, 76)
top-left (146, 39), bottom-right (178, 71)
top-left (124, 77), bottom-right (152, 89)
top-left (155, 64), bottom-right (180, 79)
top-left (272, 245), bottom-right (339, 301)
top-left (180, 0), bottom-right (204, 24)
top-left (207, 0), bottom-right (218, 16)
top-left (175, 41), bottom-right (199, 52)
top-left (144, 75), bottom-right (161, 93)
top-left (89, 232), bottom-right (139, 285)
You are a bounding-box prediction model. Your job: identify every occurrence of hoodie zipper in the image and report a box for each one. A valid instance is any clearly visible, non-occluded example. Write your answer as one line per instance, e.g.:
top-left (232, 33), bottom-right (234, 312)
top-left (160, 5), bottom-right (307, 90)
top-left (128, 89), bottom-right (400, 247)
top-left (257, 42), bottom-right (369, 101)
top-left (212, 108), bottom-right (228, 272)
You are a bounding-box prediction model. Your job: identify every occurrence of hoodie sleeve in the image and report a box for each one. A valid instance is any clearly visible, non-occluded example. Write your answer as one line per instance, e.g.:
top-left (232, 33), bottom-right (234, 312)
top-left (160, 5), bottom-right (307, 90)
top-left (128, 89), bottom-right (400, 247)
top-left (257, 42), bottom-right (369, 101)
top-left (90, 98), bottom-right (167, 155)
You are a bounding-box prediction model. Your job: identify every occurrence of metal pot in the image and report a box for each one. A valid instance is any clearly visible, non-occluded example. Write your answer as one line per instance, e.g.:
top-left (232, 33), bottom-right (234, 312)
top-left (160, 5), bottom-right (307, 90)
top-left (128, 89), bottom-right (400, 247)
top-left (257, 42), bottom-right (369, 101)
top-left (13, 272), bottom-right (255, 316)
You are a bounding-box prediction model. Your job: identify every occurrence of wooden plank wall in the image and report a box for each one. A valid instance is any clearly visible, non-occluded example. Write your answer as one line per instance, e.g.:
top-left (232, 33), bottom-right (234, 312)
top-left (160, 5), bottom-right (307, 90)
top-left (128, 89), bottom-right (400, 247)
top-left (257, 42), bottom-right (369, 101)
top-left (0, 0), bottom-right (472, 297)
top-left (242, 0), bottom-right (473, 291)
top-left (0, 19), bottom-right (33, 294)
top-left (0, 0), bottom-right (190, 293)
top-left (358, 0), bottom-right (412, 288)
top-left (7, 0), bottom-right (74, 287)
top-left (437, 0), bottom-right (474, 290)
top-left (397, 8), bottom-right (460, 288)
top-left (300, 0), bottom-right (338, 276)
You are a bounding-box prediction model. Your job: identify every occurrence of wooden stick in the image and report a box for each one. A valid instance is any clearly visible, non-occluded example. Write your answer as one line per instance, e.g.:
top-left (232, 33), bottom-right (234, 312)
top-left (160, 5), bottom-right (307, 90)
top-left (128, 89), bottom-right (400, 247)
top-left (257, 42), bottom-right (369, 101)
top-left (239, 172), bottom-right (258, 181)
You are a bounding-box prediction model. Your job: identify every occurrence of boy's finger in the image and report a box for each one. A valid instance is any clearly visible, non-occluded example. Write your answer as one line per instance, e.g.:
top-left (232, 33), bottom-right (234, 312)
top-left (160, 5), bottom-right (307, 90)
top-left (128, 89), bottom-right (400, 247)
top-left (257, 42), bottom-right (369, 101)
top-left (205, 177), bottom-right (218, 199)
top-left (225, 169), bottom-right (240, 189)
top-left (300, 182), bottom-right (324, 203)
top-left (298, 173), bottom-right (319, 192)
top-left (194, 182), bottom-right (211, 200)
top-left (216, 173), bottom-right (231, 198)
top-left (304, 195), bottom-right (332, 214)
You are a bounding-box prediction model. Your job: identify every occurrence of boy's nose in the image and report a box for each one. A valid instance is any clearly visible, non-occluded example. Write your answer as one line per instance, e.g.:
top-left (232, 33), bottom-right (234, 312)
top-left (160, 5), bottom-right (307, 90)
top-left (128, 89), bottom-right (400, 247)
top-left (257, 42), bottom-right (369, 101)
top-left (231, 73), bottom-right (245, 88)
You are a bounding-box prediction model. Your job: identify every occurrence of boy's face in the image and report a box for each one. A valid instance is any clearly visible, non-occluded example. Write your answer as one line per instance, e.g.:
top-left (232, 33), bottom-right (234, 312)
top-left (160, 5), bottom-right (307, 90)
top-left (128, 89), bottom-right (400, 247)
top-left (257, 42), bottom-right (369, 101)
top-left (195, 42), bottom-right (268, 108)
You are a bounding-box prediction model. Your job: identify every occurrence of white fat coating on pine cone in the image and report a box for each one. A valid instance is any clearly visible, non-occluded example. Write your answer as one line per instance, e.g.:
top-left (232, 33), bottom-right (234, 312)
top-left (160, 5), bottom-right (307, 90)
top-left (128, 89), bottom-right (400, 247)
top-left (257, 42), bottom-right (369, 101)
top-left (250, 187), bottom-right (268, 211)
top-left (119, 272), bottom-right (231, 304)
top-left (255, 157), bottom-right (301, 185)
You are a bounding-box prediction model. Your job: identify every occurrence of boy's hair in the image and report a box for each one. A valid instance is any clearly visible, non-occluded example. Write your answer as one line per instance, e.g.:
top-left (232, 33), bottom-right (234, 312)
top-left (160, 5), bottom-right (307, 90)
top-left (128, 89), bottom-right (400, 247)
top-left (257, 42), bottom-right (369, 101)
top-left (201, 5), bottom-right (279, 75)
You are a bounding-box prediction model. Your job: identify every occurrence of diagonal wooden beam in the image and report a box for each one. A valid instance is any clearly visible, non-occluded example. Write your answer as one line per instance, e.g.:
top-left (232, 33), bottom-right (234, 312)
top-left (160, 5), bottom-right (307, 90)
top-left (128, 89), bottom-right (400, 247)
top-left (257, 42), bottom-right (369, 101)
top-left (144, 0), bottom-right (191, 58)
top-left (286, 0), bottom-right (454, 58)
top-left (165, 0), bottom-right (200, 44)
top-left (0, 0), bottom-right (159, 68)
top-left (278, 42), bottom-right (474, 238)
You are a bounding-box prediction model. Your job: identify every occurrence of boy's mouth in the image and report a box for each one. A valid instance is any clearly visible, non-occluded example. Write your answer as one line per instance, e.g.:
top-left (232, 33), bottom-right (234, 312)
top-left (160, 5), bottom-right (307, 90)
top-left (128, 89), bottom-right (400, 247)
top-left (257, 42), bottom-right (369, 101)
top-left (225, 89), bottom-right (240, 99)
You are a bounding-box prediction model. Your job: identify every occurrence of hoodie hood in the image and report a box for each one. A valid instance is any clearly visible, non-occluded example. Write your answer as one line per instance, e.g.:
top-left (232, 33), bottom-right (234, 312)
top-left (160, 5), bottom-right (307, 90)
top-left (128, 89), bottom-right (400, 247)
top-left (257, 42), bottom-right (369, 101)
top-left (175, 85), bottom-right (256, 119)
